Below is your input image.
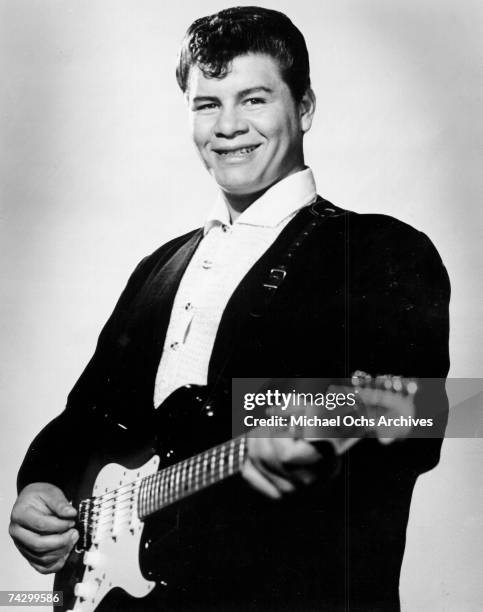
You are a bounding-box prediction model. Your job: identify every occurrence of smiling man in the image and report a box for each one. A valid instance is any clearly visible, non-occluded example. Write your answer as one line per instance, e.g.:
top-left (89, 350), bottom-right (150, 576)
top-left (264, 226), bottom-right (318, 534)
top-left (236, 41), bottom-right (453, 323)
top-left (10, 7), bottom-right (450, 612)
top-left (186, 52), bottom-right (314, 218)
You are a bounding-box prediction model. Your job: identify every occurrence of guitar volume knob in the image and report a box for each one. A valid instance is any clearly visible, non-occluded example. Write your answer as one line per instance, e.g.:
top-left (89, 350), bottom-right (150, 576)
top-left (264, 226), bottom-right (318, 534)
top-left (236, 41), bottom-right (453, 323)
top-left (74, 580), bottom-right (96, 599)
top-left (84, 549), bottom-right (102, 568)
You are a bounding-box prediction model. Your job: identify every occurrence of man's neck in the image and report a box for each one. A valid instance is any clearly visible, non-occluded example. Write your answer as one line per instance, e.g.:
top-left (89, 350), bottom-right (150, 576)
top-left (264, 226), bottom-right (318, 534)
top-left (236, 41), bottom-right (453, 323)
top-left (223, 189), bottom-right (269, 222)
top-left (222, 165), bottom-right (307, 222)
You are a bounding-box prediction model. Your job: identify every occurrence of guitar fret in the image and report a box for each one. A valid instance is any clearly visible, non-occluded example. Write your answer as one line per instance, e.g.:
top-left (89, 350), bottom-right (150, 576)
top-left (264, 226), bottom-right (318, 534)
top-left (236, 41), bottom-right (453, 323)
top-left (174, 460), bottom-right (181, 499)
top-left (147, 474), bottom-right (153, 516)
top-left (202, 453), bottom-right (208, 485)
top-left (135, 436), bottom-right (249, 520)
top-left (149, 475), bottom-right (156, 512)
top-left (186, 459), bottom-right (192, 492)
top-left (197, 454), bottom-right (204, 488)
top-left (194, 455), bottom-right (199, 491)
top-left (193, 455), bottom-right (199, 491)
top-left (151, 473), bottom-right (157, 515)
top-left (238, 436), bottom-right (246, 469)
top-left (159, 470), bottom-right (166, 506)
top-left (150, 473), bottom-right (158, 513)
top-left (193, 456), bottom-right (199, 491)
top-left (180, 460), bottom-right (187, 495)
top-left (210, 446), bottom-right (216, 484)
top-left (168, 465), bottom-right (175, 503)
top-left (232, 440), bottom-right (235, 474)
top-left (218, 446), bottom-right (224, 480)
top-left (169, 463), bottom-right (176, 502)
top-left (146, 476), bottom-right (152, 512)
top-left (193, 455), bottom-right (199, 492)
top-left (181, 461), bottom-right (187, 496)
top-left (140, 477), bottom-right (147, 518)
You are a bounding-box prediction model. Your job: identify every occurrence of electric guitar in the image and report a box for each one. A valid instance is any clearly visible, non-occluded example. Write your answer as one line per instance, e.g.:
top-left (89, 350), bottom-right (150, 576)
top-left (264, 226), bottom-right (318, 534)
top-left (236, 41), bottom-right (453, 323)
top-left (56, 372), bottom-right (418, 612)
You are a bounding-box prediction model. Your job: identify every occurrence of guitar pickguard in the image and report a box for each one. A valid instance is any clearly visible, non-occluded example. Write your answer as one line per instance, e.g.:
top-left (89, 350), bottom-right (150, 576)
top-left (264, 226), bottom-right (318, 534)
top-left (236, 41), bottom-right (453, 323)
top-left (65, 455), bottom-right (159, 612)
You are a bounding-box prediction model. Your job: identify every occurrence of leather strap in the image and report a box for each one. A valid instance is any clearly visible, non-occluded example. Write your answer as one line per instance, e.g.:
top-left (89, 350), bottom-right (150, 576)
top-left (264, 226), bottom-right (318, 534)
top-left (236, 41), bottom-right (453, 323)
top-left (249, 197), bottom-right (346, 318)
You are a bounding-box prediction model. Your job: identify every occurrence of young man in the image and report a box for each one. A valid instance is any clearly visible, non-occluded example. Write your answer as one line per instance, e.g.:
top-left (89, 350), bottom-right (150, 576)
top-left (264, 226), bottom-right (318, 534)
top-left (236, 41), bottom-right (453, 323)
top-left (10, 7), bottom-right (449, 611)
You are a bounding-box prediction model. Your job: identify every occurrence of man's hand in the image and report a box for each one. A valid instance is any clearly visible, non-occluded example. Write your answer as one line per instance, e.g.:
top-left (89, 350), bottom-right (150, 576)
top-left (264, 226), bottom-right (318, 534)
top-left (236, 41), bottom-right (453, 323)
top-left (242, 436), bottom-right (337, 499)
top-left (9, 483), bottom-right (78, 574)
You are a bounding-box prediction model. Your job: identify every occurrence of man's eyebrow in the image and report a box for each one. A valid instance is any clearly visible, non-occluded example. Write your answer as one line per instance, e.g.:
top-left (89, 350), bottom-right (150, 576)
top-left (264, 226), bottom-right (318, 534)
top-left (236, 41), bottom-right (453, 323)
top-left (238, 86), bottom-right (273, 97)
top-left (192, 95), bottom-right (220, 103)
top-left (192, 87), bottom-right (273, 104)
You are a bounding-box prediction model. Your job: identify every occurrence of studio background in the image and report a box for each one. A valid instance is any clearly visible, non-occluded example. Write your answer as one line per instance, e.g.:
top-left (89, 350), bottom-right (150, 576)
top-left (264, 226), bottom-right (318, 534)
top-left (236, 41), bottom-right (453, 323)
top-left (1, 1), bottom-right (482, 610)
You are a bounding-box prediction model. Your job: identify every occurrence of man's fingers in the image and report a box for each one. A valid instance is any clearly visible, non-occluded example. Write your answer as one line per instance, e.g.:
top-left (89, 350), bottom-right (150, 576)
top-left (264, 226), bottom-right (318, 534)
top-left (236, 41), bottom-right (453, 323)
top-left (255, 457), bottom-right (297, 494)
top-left (28, 554), bottom-right (69, 575)
top-left (12, 505), bottom-right (75, 534)
top-left (245, 435), bottom-right (329, 496)
top-left (11, 525), bottom-right (78, 556)
top-left (36, 486), bottom-right (77, 519)
top-left (242, 458), bottom-right (282, 499)
top-left (17, 543), bottom-right (73, 567)
top-left (274, 438), bottom-right (323, 467)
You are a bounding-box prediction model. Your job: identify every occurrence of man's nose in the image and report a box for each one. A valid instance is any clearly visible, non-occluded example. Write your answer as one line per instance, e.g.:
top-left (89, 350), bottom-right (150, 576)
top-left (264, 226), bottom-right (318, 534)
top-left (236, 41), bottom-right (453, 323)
top-left (214, 106), bottom-right (248, 138)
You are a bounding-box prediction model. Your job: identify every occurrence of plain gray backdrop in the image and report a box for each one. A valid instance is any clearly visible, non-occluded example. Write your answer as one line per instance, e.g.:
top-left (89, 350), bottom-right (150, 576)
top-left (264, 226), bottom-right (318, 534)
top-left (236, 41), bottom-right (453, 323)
top-left (1, 1), bottom-right (482, 609)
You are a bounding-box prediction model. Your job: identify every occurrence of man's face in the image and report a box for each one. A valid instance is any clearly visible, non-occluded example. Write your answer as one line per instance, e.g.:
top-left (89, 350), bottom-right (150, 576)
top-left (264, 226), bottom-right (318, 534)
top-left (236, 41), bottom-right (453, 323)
top-left (187, 53), bottom-right (314, 198)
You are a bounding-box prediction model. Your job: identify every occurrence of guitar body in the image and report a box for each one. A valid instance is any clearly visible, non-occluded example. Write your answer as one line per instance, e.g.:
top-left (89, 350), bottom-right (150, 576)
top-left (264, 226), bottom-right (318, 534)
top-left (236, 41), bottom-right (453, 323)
top-left (55, 384), bottom-right (232, 612)
top-left (54, 376), bottom-right (416, 611)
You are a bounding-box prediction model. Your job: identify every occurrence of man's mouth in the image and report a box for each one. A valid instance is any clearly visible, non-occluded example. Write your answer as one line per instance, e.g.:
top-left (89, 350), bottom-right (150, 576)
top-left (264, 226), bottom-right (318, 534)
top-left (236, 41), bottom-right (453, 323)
top-left (214, 144), bottom-right (261, 158)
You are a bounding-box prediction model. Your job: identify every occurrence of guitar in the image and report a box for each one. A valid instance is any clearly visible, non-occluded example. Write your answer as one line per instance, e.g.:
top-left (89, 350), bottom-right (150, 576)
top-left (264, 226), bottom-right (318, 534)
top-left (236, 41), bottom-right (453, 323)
top-left (56, 372), bottom-right (418, 612)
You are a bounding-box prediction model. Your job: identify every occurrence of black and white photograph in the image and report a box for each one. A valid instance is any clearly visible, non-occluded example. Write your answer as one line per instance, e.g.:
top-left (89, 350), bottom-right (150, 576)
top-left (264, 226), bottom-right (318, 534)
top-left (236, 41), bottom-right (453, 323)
top-left (1, 1), bottom-right (482, 611)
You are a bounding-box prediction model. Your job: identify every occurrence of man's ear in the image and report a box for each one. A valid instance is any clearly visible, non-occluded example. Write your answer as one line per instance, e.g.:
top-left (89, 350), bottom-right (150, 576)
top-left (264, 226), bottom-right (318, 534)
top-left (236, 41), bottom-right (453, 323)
top-left (299, 87), bottom-right (316, 133)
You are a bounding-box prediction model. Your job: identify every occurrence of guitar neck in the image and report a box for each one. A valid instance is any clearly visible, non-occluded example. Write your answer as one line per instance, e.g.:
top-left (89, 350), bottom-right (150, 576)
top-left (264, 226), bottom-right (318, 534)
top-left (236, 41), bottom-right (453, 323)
top-left (137, 435), bottom-right (247, 520)
top-left (80, 373), bottom-right (416, 528)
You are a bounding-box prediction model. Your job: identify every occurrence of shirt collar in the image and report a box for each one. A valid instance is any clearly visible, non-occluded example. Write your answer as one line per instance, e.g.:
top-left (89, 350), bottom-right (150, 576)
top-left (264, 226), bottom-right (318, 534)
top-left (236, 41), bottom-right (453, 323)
top-left (204, 167), bottom-right (317, 235)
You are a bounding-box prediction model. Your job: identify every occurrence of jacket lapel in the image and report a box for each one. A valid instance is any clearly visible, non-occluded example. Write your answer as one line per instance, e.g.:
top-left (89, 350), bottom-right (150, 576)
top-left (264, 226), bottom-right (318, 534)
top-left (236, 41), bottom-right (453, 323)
top-left (152, 228), bottom-right (203, 340)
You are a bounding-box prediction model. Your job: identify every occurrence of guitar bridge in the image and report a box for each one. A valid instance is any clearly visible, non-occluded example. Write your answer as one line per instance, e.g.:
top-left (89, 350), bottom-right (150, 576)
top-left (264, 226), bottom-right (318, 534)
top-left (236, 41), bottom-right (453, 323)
top-left (75, 498), bottom-right (93, 552)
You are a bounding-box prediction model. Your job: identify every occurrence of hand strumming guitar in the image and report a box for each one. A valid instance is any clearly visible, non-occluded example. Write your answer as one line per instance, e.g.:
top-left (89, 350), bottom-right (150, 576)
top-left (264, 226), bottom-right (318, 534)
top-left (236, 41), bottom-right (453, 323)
top-left (242, 436), bottom-right (338, 499)
top-left (9, 482), bottom-right (78, 574)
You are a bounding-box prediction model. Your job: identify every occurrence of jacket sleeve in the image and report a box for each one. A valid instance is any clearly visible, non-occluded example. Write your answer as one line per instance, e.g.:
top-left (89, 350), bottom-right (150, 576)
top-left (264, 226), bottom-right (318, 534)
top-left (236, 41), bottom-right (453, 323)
top-left (349, 218), bottom-right (451, 476)
top-left (16, 255), bottom-right (151, 494)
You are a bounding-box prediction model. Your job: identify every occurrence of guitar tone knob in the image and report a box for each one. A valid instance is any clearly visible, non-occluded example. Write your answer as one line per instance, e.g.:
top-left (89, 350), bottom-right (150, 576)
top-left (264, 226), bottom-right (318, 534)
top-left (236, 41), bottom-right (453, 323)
top-left (84, 549), bottom-right (102, 568)
top-left (74, 581), bottom-right (96, 599)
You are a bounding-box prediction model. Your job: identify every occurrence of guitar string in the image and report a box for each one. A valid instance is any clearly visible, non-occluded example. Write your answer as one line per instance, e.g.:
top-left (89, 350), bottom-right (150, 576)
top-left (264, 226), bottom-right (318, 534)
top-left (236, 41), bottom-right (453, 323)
top-left (84, 437), bottom-right (245, 512)
top-left (90, 454), bottom-right (244, 537)
top-left (84, 438), bottom-right (247, 536)
top-left (84, 390), bottom-right (373, 516)
top-left (86, 438), bottom-right (244, 514)
top-left (81, 384), bottom-right (394, 520)
top-left (79, 384), bottom-right (409, 541)
top-left (89, 443), bottom-right (244, 527)
top-left (89, 460), bottom-right (244, 537)
top-left (88, 451), bottom-right (245, 536)
top-left (80, 400), bottom-right (370, 536)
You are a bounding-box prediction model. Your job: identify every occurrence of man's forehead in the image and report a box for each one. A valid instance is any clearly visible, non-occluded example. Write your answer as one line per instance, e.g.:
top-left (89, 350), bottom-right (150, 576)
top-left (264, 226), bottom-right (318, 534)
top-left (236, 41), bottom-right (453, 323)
top-left (187, 53), bottom-right (284, 98)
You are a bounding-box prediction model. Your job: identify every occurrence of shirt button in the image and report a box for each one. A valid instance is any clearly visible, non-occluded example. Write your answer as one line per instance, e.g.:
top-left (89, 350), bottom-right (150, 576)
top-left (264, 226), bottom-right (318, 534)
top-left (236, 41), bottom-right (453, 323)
top-left (222, 224), bottom-right (231, 233)
top-left (202, 259), bottom-right (212, 269)
top-left (170, 341), bottom-right (180, 351)
top-left (185, 302), bottom-right (193, 311)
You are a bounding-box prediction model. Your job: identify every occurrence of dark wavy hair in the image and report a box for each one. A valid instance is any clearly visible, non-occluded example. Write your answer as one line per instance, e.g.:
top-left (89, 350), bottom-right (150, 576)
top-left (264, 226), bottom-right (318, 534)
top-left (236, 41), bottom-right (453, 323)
top-left (176, 6), bottom-right (311, 102)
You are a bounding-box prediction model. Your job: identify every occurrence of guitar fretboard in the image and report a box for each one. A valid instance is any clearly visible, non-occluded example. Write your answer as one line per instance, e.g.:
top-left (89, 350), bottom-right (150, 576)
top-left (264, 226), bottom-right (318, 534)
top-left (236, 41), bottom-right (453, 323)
top-left (137, 435), bottom-right (247, 519)
top-left (78, 373), bottom-right (416, 546)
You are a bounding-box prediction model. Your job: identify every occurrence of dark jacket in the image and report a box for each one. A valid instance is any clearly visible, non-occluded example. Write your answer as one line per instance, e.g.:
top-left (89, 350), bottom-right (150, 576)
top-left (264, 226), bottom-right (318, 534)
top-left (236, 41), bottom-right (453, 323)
top-left (18, 203), bottom-right (450, 611)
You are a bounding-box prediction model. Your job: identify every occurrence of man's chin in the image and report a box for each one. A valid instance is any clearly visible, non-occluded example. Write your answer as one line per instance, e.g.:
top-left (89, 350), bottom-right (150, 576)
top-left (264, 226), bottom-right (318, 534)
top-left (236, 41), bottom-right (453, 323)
top-left (212, 175), bottom-right (267, 198)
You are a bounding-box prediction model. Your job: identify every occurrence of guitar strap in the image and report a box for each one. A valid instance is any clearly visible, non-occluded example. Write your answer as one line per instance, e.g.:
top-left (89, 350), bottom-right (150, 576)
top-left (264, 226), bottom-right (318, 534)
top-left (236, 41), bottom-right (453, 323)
top-left (209, 196), bottom-right (346, 399)
top-left (249, 196), bottom-right (346, 318)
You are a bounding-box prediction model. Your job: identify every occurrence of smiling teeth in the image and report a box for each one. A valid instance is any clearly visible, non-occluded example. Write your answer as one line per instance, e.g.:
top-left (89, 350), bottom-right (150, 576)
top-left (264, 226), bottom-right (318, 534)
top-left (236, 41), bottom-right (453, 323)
top-left (219, 146), bottom-right (257, 156)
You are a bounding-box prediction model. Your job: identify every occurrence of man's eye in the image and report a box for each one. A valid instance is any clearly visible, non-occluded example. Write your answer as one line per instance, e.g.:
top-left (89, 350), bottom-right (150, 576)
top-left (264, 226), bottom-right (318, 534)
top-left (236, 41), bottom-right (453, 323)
top-left (244, 98), bottom-right (265, 106)
top-left (195, 103), bottom-right (219, 111)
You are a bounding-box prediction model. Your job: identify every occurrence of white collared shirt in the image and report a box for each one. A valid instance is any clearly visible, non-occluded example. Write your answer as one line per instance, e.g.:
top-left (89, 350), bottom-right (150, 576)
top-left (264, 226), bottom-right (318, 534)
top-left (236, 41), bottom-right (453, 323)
top-left (153, 168), bottom-right (317, 407)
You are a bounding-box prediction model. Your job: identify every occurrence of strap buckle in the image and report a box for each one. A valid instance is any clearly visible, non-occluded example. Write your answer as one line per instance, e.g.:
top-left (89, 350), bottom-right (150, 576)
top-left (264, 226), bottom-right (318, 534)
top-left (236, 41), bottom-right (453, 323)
top-left (263, 267), bottom-right (287, 290)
